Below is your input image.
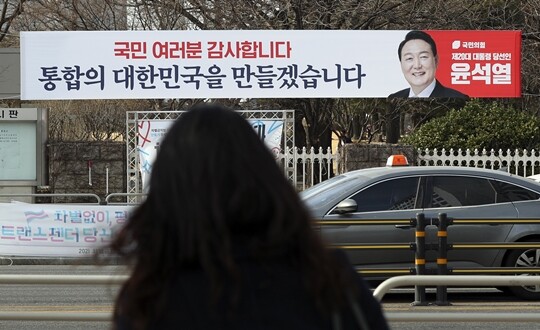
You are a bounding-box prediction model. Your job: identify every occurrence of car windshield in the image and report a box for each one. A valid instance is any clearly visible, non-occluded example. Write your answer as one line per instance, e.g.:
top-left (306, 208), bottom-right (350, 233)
top-left (300, 174), bottom-right (369, 209)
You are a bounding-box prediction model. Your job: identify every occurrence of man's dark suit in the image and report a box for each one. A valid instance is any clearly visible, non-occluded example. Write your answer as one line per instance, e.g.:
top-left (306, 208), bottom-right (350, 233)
top-left (389, 80), bottom-right (469, 98)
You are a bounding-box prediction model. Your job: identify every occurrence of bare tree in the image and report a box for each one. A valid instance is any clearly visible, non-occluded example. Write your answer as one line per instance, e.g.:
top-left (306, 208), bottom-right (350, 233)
top-left (9, 0), bottom-right (540, 146)
top-left (42, 99), bottom-right (149, 141)
top-left (332, 99), bottom-right (387, 145)
top-left (14, 0), bottom-right (126, 31)
top-left (0, 0), bottom-right (26, 45)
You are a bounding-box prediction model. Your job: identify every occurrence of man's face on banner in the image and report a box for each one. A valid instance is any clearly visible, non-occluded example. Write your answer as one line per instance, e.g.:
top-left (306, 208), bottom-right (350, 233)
top-left (400, 39), bottom-right (438, 94)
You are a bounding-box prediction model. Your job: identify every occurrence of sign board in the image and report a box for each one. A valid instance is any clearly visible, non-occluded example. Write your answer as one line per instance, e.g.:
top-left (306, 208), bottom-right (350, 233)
top-left (20, 30), bottom-right (521, 100)
top-left (0, 108), bottom-right (47, 185)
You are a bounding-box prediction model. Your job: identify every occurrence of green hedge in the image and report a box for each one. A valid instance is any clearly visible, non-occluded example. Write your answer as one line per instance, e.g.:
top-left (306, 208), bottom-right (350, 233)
top-left (401, 100), bottom-right (540, 150)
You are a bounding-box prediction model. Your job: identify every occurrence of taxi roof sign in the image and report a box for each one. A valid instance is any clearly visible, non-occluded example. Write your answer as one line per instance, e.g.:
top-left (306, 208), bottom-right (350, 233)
top-left (386, 155), bottom-right (409, 166)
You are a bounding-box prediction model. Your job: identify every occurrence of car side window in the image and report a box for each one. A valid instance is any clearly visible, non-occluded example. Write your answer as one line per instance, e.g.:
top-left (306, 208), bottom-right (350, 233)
top-left (350, 177), bottom-right (419, 212)
top-left (491, 180), bottom-right (540, 202)
top-left (430, 176), bottom-right (496, 207)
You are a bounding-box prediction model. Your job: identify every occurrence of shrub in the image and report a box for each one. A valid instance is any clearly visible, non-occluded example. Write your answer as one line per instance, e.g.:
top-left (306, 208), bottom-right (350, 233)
top-left (401, 100), bottom-right (540, 150)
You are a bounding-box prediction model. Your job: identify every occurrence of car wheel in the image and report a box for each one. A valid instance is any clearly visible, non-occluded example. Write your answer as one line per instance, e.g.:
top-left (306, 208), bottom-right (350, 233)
top-left (503, 241), bottom-right (540, 300)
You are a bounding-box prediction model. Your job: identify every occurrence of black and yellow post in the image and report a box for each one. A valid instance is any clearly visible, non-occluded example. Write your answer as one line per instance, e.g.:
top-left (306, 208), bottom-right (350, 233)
top-left (435, 213), bottom-right (451, 306)
top-left (412, 213), bottom-right (428, 306)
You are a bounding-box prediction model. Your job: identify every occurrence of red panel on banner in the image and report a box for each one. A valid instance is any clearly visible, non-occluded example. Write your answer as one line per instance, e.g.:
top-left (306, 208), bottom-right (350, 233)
top-left (426, 30), bottom-right (521, 98)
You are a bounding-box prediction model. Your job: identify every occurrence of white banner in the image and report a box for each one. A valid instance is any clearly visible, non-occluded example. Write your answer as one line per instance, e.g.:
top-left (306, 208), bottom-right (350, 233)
top-left (20, 30), bottom-right (409, 99)
top-left (250, 119), bottom-right (284, 156)
top-left (137, 120), bottom-right (172, 189)
top-left (0, 202), bottom-right (132, 257)
top-left (137, 118), bottom-right (284, 189)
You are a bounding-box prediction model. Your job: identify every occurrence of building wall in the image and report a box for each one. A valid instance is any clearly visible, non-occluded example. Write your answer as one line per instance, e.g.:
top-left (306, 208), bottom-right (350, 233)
top-left (337, 143), bottom-right (416, 174)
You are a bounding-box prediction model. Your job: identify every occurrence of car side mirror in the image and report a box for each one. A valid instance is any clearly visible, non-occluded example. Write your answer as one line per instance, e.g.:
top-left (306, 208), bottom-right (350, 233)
top-left (332, 199), bottom-right (358, 214)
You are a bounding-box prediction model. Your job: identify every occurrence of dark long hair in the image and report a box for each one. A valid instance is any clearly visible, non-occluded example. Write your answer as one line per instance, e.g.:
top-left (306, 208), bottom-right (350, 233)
top-left (111, 104), bottom-right (353, 329)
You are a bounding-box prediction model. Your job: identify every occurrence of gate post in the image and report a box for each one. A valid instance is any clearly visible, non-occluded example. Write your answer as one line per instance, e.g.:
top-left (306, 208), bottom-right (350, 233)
top-left (435, 213), bottom-right (451, 306)
top-left (412, 213), bottom-right (428, 306)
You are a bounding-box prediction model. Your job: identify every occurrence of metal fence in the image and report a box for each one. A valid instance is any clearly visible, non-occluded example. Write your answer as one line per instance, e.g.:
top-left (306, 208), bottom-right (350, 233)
top-left (126, 110), bottom-right (296, 200)
top-left (417, 148), bottom-right (540, 177)
top-left (290, 147), bottom-right (540, 192)
top-left (280, 146), bottom-right (335, 191)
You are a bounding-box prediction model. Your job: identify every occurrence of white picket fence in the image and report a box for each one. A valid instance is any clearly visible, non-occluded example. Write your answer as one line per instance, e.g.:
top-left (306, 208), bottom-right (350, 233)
top-left (278, 147), bottom-right (336, 191)
top-left (417, 148), bottom-right (540, 177)
top-left (287, 147), bottom-right (540, 191)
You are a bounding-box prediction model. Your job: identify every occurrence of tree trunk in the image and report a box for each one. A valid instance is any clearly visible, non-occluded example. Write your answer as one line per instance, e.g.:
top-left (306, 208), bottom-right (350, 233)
top-left (385, 100), bottom-right (400, 143)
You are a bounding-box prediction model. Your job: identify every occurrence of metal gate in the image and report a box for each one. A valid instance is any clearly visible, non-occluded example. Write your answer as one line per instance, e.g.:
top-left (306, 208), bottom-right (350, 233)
top-left (126, 110), bottom-right (295, 201)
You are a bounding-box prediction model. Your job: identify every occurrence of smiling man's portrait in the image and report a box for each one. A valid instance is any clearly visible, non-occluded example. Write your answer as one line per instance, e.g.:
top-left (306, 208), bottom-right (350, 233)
top-left (389, 30), bottom-right (468, 98)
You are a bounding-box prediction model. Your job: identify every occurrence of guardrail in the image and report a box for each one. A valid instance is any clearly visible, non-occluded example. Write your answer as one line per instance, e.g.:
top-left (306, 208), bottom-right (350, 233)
top-left (0, 193), bottom-right (102, 204)
top-left (317, 213), bottom-right (540, 305)
top-left (1, 193), bottom-right (145, 205)
top-left (0, 192), bottom-right (146, 205)
top-left (373, 274), bottom-right (540, 301)
top-left (376, 275), bottom-right (540, 323)
top-left (1, 274), bottom-right (539, 323)
top-left (104, 193), bottom-right (146, 205)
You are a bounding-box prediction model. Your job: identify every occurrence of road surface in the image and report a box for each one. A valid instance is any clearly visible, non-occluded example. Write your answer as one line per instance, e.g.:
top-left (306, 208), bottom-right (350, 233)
top-left (1, 265), bottom-right (539, 329)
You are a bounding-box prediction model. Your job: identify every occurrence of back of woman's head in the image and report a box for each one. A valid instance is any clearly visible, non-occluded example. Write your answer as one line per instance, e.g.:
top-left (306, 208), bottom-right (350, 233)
top-left (116, 103), bottom-right (314, 270)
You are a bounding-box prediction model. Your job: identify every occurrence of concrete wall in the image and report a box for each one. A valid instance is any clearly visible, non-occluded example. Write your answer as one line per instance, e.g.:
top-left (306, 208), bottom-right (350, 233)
top-left (336, 143), bottom-right (416, 174)
top-left (48, 142), bottom-right (126, 203)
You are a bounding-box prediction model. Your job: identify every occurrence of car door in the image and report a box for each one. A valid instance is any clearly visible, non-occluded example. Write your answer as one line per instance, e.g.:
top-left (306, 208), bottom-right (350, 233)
top-left (320, 176), bottom-right (423, 269)
top-left (421, 175), bottom-right (518, 269)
